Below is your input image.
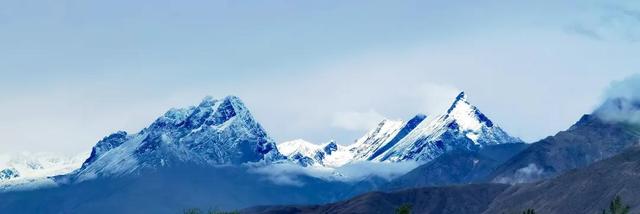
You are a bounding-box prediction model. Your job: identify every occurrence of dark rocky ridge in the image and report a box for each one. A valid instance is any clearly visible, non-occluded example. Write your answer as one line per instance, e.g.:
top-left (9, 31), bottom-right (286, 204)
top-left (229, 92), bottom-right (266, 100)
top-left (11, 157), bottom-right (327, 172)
top-left (242, 184), bottom-right (509, 214)
top-left (386, 143), bottom-right (529, 190)
top-left (488, 114), bottom-right (640, 183)
top-left (484, 145), bottom-right (640, 213)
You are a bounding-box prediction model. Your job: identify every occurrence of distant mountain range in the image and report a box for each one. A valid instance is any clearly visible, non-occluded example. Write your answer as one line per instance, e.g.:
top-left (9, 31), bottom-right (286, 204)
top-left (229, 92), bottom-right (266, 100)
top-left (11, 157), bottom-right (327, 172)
top-left (0, 92), bottom-right (519, 186)
top-left (243, 95), bottom-right (640, 214)
top-left (2, 90), bottom-right (639, 214)
top-left (0, 152), bottom-right (88, 189)
top-left (278, 92), bottom-right (521, 168)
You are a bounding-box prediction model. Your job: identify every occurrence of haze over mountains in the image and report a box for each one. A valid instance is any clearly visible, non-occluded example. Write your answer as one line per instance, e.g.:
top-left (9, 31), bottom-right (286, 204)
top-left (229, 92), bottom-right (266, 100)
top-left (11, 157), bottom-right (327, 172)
top-left (244, 75), bottom-right (640, 214)
top-left (0, 91), bottom-right (525, 212)
top-left (1, 76), bottom-right (640, 214)
top-left (0, 153), bottom-right (88, 181)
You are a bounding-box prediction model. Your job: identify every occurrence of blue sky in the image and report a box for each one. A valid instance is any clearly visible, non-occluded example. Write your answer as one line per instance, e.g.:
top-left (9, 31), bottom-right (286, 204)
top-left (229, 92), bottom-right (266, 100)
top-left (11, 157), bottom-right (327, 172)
top-left (1, 0), bottom-right (640, 155)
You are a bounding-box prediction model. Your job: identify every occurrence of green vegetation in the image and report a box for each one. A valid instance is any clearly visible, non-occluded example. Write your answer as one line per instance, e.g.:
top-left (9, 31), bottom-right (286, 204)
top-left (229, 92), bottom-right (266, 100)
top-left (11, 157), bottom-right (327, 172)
top-left (602, 196), bottom-right (630, 214)
top-left (521, 209), bottom-right (535, 214)
top-left (395, 203), bottom-right (412, 214)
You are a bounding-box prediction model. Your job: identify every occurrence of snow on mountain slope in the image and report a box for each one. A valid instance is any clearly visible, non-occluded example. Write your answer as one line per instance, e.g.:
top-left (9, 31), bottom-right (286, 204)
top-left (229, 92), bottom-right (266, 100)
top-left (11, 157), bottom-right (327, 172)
top-left (350, 115), bottom-right (427, 161)
top-left (0, 152), bottom-right (89, 182)
top-left (0, 152), bottom-right (89, 191)
top-left (72, 96), bottom-right (285, 181)
top-left (283, 92), bottom-right (521, 167)
top-left (278, 139), bottom-right (352, 167)
top-left (349, 119), bottom-right (405, 160)
top-left (372, 92), bottom-right (522, 162)
top-left (279, 139), bottom-right (323, 159)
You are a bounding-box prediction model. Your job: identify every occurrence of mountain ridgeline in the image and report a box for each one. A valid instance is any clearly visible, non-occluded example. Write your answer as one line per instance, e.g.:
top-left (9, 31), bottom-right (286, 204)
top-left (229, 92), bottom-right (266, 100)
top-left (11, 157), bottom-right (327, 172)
top-left (278, 92), bottom-right (523, 167)
top-left (72, 96), bottom-right (285, 181)
top-left (244, 95), bottom-right (640, 214)
top-left (2, 91), bottom-right (639, 214)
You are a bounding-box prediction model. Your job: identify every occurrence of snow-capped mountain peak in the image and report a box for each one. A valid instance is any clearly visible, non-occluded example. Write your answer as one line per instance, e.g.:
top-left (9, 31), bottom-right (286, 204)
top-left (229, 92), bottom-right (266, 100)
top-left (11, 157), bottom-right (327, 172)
top-left (0, 152), bottom-right (89, 183)
top-left (72, 95), bottom-right (284, 181)
top-left (446, 91), bottom-right (495, 133)
top-left (278, 139), bottom-right (352, 167)
top-left (352, 91), bottom-right (521, 162)
top-left (349, 119), bottom-right (407, 161)
top-left (278, 139), bottom-right (321, 158)
top-left (450, 91), bottom-right (468, 105)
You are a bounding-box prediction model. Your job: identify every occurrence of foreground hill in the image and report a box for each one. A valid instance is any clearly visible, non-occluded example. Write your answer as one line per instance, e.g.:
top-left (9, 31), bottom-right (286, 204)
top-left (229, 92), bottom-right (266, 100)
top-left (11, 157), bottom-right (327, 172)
top-left (484, 145), bottom-right (640, 213)
top-left (242, 145), bottom-right (640, 214)
top-left (242, 184), bottom-right (509, 214)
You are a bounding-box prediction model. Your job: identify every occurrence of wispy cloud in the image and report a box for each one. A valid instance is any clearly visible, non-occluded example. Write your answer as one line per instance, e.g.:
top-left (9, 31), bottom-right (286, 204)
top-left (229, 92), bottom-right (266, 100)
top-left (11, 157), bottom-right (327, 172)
top-left (564, 24), bottom-right (603, 41)
top-left (331, 109), bottom-right (385, 131)
top-left (595, 74), bottom-right (640, 124)
top-left (566, 4), bottom-right (640, 42)
top-left (248, 161), bottom-right (421, 186)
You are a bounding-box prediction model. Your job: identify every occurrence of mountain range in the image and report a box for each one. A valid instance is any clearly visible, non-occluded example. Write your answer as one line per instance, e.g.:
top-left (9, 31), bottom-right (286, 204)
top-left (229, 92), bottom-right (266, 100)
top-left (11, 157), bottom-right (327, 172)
top-left (0, 152), bottom-right (88, 190)
top-left (2, 90), bottom-right (638, 214)
top-left (242, 95), bottom-right (640, 214)
top-left (277, 92), bottom-right (521, 168)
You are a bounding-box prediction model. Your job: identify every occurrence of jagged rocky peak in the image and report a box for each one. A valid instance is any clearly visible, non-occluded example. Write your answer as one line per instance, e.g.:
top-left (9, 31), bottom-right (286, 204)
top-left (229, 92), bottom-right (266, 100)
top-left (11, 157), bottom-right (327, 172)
top-left (73, 95), bottom-right (283, 180)
top-left (442, 91), bottom-right (520, 145)
top-left (278, 139), bottom-right (318, 157)
top-left (446, 91), bottom-right (494, 128)
top-left (323, 141), bottom-right (338, 155)
top-left (82, 131), bottom-right (128, 168)
top-left (278, 139), bottom-right (353, 167)
top-left (277, 139), bottom-right (319, 167)
top-left (0, 168), bottom-right (19, 180)
top-left (349, 118), bottom-right (406, 161)
top-left (360, 91), bottom-right (522, 162)
top-left (156, 95), bottom-right (251, 131)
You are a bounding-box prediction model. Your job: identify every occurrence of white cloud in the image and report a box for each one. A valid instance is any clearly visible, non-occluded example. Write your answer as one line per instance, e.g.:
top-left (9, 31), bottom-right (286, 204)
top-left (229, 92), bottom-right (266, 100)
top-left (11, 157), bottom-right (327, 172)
top-left (247, 161), bottom-right (421, 186)
top-left (332, 160), bottom-right (422, 181)
top-left (412, 83), bottom-right (461, 115)
top-left (595, 74), bottom-right (640, 124)
top-left (494, 163), bottom-right (545, 184)
top-left (331, 109), bottom-right (385, 131)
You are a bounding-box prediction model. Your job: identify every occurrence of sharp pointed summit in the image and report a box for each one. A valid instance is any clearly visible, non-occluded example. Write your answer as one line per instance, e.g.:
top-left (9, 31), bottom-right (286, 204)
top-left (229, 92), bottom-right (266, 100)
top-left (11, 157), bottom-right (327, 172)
top-left (455, 91), bottom-right (467, 102)
top-left (447, 91), bottom-right (469, 113)
top-left (351, 92), bottom-right (521, 162)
